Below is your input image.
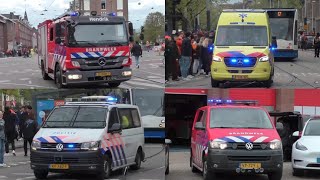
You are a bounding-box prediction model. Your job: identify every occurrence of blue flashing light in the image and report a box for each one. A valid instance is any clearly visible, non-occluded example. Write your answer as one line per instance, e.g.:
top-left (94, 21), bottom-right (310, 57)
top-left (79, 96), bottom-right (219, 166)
top-left (271, 47), bottom-right (276, 51)
top-left (107, 97), bottom-right (118, 102)
top-left (231, 59), bottom-right (237, 63)
top-left (70, 11), bottom-right (79, 16)
top-left (226, 100), bottom-right (232, 103)
top-left (243, 59), bottom-right (249, 63)
top-left (108, 12), bottom-right (116, 16)
top-left (215, 99), bottom-right (222, 103)
top-left (67, 144), bottom-right (75, 148)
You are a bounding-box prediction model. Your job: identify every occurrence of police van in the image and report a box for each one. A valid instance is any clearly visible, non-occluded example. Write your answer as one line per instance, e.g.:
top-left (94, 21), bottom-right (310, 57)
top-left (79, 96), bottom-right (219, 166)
top-left (30, 96), bottom-right (145, 179)
top-left (190, 100), bottom-right (283, 180)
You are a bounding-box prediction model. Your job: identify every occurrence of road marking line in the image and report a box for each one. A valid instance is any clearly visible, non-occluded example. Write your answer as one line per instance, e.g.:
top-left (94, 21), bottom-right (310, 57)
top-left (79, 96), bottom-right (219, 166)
top-left (19, 78), bottom-right (30, 81)
top-left (28, 81), bottom-right (32, 84)
top-left (16, 176), bottom-right (35, 180)
top-left (0, 80), bottom-right (10, 83)
top-left (12, 173), bottom-right (33, 175)
top-left (0, 82), bottom-right (55, 88)
top-left (124, 81), bottom-right (163, 88)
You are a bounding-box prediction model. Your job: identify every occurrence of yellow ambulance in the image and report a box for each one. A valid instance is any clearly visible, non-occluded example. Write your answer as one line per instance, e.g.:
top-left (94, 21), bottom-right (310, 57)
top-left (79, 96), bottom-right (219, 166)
top-left (211, 9), bottom-right (276, 88)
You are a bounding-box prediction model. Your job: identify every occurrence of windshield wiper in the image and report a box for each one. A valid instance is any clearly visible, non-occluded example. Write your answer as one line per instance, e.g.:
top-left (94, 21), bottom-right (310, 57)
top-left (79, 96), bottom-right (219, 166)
top-left (246, 127), bottom-right (267, 129)
top-left (98, 40), bottom-right (126, 46)
top-left (74, 41), bottom-right (98, 47)
top-left (212, 126), bottom-right (239, 128)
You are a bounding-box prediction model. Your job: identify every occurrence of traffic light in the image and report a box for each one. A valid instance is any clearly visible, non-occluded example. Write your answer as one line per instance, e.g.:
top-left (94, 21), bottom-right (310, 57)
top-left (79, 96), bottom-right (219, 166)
top-left (139, 34), bottom-right (144, 40)
top-left (141, 26), bottom-right (144, 33)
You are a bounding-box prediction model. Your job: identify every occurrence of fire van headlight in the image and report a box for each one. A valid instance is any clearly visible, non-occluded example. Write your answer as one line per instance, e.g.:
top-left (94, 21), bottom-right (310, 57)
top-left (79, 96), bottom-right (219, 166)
top-left (259, 56), bottom-right (269, 62)
top-left (71, 61), bottom-right (81, 67)
top-left (209, 141), bottom-right (228, 149)
top-left (212, 56), bottom-right (222, 62)
top-left (31, 141), bottom-right (41, 151)
top-left (122, 71), bottom-right (132, 76)
top-left (81, 141), bottom-right (100, 151)
top-left (68, 74), bottom-right (82, 80)
top-left (269, 141), bottom-right (282, 150)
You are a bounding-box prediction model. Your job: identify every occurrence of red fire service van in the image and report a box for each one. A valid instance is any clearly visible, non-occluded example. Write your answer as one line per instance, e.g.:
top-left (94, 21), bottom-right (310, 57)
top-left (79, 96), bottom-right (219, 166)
top-left (190, 99), bottom-right (284, 180)
top-left (37, 11), bottom-right (134, 88)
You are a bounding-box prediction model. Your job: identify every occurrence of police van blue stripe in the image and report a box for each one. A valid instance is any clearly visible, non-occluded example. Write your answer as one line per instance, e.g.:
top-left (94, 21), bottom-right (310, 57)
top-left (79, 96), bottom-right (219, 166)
top-left (50, 136), bottom-right (63, 143)
top-left (119, 145), bottom-right (127, 164)
top-left (115, 146), bottom-right (123, 166)
top-left (37, 137), bottom-right (49, 143)
top-left (110, 146), bottom-right (119, 166)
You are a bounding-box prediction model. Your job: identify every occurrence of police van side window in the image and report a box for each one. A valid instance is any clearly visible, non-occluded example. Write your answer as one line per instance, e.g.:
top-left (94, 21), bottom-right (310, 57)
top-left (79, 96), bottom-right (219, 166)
top-left (131, 109), bottom-right (141, 127)
top-left (108, 108), bottom-right (120, 130)
top-left (118, 108), bottom-right (134, 129)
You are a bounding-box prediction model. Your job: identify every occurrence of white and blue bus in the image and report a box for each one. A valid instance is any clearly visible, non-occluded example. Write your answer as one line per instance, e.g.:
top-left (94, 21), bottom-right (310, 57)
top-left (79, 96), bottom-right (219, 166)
top-left (265, 8), bottom-right (298, 59)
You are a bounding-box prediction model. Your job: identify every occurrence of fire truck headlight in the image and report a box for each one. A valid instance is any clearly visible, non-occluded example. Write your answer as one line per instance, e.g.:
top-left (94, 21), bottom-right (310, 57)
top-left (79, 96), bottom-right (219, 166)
top-left (72, 61), bottom-right (81, 67)
top-left (122, 71), bottom-right (132, 76)
top-left (209, 141), bottom-right (228, 149)
top-left (68, 74), bottom-right (82, 80)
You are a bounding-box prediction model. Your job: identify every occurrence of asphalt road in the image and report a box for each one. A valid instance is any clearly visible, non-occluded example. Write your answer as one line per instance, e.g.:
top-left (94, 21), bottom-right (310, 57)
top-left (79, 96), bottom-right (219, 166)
top-left (166, 148), bottom-right (320, 180)
top-left (166, 50), bottom-right (320, 88)
top-left (0, 51), bottom-right (164, 89)
top-left (0, 143), bottom-right (165, 180)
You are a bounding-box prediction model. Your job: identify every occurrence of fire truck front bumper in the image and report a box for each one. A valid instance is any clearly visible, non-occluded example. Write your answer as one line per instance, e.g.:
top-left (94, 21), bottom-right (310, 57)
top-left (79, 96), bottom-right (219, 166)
top-left (62, 68), bottom-right (132, 85)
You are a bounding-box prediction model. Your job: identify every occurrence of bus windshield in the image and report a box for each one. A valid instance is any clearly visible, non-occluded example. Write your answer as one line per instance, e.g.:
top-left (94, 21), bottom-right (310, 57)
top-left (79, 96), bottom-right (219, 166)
top-left (132, 89), bottom-right (164, 117)
top-left (216, 26), bottom-right (268, 46)
top-left (269, 18), bottom-right (294, 41)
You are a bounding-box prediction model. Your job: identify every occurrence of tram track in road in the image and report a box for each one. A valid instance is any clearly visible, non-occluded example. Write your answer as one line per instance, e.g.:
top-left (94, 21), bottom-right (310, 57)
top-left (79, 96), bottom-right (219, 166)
top-left (274, 61), bottom-right (319, 88)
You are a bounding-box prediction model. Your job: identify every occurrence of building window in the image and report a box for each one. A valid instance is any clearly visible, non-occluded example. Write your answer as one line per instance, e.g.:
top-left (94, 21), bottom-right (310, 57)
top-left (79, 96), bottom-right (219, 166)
top-left (117, 11), bottom-right (123, 17)
top-left (117, 0), bottom-right (123, 10)
top-left (84, 0), bottom-right (90, 11)
top-left (101, 0), bottom-right (106, 9)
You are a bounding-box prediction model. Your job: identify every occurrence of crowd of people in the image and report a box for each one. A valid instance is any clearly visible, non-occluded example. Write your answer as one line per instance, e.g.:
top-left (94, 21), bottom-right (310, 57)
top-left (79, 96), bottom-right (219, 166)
top-left (1, 47), bottom-right (34, 58)
top-left (299, 32), bottom-right (320, 57)
top-left (0, 105), bottom-right (38, 166)
top-left (165, 30), bottom-right (215, 82)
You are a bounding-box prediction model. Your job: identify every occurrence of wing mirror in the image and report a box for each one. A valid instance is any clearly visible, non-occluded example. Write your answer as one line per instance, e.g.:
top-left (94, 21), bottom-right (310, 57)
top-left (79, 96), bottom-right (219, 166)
top-left (276, 122), bottom-right (283, 134)
top-left (292, 131), bottom-right (300, 137)
top-left (108, 123), bottom-right (121, 133)
top-left (195, 122), bottom-right (205, 130)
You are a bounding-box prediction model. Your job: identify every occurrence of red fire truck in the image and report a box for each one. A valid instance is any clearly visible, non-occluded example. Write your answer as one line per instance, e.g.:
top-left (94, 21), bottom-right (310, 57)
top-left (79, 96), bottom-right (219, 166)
top-left (37, 11), bottom-right (134, 88)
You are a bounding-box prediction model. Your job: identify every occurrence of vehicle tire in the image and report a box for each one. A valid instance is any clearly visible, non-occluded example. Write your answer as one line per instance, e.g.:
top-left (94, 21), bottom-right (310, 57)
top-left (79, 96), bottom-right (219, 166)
top-left (97, 155), bottom-right (112, 180)
top-left (211, 77), bottom-right (219, 88)
top-left (268, 170), bottom-right (282, 180)
top-left (190, 155), bottom-right (198, 173)
top-left (203, 157), bottom-right (216, 180)
top-left (54, 65), bottom-right (64, 89)
top-left (34, 169), bottom-right (48, 179)
top-left (108, 83), bottom-right (121, 88)
top-left (292, 168), bottom-right (304, 176)
top-left (131, 150), bottom-right (142, 170)
top-left (41, 61), bottom-right (50, 80)
top-left (165, 149), bottom-right (169, 175)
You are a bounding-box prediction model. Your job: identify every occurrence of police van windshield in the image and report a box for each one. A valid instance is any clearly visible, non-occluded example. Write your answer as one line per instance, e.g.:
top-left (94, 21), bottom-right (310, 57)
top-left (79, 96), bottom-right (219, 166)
top-left (210, 108), bottom-right (273, 129)
top-left (68, 23), bottom-right (127, 47)
top-left (43, 107), bottom-right (107, 128)
top-left (216, 26), bottom-right (268, 46)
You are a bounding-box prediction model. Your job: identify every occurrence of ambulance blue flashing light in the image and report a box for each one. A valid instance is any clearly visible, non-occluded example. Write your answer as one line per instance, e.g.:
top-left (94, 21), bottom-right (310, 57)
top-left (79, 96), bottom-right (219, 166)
top-left (271, 47), bottom-right (276, 51)
top-left (243, 59), bottom-right (249, 63)
top-left (231, 59), bottom-right (237, 63)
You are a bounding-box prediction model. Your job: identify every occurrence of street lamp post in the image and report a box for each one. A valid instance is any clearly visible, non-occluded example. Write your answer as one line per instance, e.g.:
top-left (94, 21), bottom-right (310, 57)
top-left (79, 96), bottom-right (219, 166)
top-left (206, 0), bottom-right (210, 31)
top-left (312, 0), bottom-right (316, 34)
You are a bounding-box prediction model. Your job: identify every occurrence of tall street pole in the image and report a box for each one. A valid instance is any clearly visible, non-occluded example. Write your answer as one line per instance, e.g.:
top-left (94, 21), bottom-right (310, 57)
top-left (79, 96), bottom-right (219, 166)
top-left (206, 0), bottom-right (210, 31)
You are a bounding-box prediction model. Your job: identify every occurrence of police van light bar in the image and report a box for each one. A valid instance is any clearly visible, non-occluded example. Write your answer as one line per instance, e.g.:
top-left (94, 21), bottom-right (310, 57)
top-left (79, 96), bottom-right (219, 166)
top-left (208, 99), bottom-right (258, 105)
top-left (65, 96), bottom-right (118, 103)
top-left (70, 11), bottom-right (79, 16)
top-left (108, 12), bottom-right (116, 16)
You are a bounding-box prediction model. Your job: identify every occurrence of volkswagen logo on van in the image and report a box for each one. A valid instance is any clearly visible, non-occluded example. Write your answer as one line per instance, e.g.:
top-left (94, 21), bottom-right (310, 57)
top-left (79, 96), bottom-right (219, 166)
top-left (245, 142), bottom-right (253, 150)
top-left (56, 143), bottom-right (64, 151)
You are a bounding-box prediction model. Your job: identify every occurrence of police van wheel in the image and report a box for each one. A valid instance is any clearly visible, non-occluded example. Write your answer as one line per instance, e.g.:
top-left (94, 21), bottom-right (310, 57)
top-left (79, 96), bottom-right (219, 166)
top-left (97, 155), bottom-right (111, 180)
top-left (131, 150), bottom-right (142, 170)
top-left (34, 169), bottom-right (48, 179)
top-left (108, 83), bottom-right (121, 88)
top-left (41, 61), bottom-right (49, 80)
top-left (211, 77), bottom-right (219, 88)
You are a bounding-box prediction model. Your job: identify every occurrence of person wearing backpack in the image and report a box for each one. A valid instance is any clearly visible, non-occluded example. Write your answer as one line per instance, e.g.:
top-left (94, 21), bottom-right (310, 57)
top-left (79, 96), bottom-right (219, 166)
top-left (22, 112), bottom-right (38, 156)
top-left (314, 33), bottom-right (320, 58)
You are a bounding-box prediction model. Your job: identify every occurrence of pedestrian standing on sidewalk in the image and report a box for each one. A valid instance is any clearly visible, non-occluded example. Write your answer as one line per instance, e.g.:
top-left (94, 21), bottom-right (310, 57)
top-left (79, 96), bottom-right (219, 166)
top-left (23, 112), bottom-right (38, 156)
top-left (176, 32), bottom-right (184, 79)
top-left (18, 106), bottom-right (28, 139)
top-left (201, 38), bottom-right (210, 77)
top-left (192, 39), bottom-right (201, 76)
top-left (313, 33), bottom-right (320, 58)
top-left (3, 107), bottom-right (18, 156)
top-left (165, 35), bottom-right (179, 82)
top-left (180, 32), bottom-right (193, 80)
top-left (131, 41), bottom-right (142, 68)
top-left (0, 111), bottom-right (6, 166)
top-left (146, 41), bottom-right (150, 52)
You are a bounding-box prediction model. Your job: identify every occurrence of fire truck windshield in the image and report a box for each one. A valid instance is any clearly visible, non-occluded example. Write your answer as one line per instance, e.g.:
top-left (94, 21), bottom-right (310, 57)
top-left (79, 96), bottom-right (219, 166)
top-left (68, 23), bottom-right (128, 47)
top-left (210, 108), bottom-right (273, 129)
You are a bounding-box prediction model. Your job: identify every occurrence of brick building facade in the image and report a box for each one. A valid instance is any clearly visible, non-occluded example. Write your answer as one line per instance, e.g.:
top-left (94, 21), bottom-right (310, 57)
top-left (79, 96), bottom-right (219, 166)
top-left (70, 0), bottom-right (129, 20)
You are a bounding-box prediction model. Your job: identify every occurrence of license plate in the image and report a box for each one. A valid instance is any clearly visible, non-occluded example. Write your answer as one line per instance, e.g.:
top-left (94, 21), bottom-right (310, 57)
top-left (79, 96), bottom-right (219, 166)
top-left (240, 163), bottom-right (261, 169)
top-left (49, 164), bottom-right (69, 169)
top-left (96, 72), bottom-right (111, 77)
top-left (232, 75), bottom-right (248, 80)
top-left (317, 158), bottom-right (320, 163)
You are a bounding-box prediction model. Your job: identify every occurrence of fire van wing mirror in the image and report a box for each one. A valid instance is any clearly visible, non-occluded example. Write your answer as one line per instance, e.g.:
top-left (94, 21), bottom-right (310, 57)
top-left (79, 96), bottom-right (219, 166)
top-left (108, 123), bottom-right (121, 133)
top-left (128, 22), bottom-right (134, 36)
top-left (276, 122), bottom-right (283, 134)
top-left (195, 122), bottom-right (205, 130)
top-left (55, 37), bottom-right (62, 44)
top-left (292, 131), bottom-right (299, 137)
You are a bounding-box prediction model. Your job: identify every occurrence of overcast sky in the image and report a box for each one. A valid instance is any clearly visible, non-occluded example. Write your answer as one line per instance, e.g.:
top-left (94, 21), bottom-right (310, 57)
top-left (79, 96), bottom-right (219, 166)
top-left (0, 0), bottom-right (165, 29)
